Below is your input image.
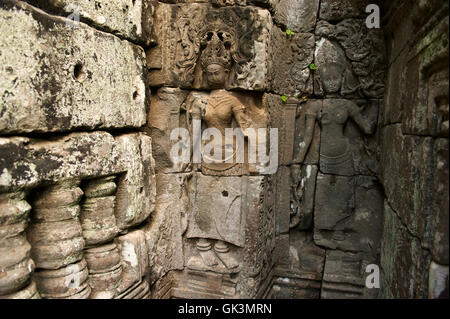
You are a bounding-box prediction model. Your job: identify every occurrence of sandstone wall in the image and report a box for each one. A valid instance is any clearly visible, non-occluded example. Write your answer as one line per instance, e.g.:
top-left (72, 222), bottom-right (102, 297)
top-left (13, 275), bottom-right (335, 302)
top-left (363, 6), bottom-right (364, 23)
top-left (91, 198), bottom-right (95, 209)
top-left (0, 0), bottom-right (155, 299)
top-left (379, 0), bottom-right (449, 299)
top-left (0, 0), bottom-right (448, 300)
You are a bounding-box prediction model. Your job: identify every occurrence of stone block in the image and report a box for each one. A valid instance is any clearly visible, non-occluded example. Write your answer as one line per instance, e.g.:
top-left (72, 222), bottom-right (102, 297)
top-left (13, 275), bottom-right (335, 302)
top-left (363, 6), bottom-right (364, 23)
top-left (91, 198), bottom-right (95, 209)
top-left (144, 173), bottom-right (187, 286)
top-left (25, 0), bottom-right (154, 44)
top-left (147, 2), bottom-right (272, 90)
top-left (265, 94), bottom-right (296, 166)
top-left (321, 250), bottom-right (365, 299)
top-left (432, 139), bottom-right (449, 265)
top-left (269, 27), bottom-right (314, 96)
top-left (114, 134), bottom-right (156, 230)
top-left (271, 0), bottom-right (320, 33)
top-left (319, 0), bottom-right (374, 22)
top-left (115, 229), bottom-right (149, 294)
top-left (0, 132), bottom-right (156, 232)
top-left (148, 88), bottom-right (191, 173)
top-left (0, 1), bottom-right (146, 134)
top-left (380, 201), bottom-right (431, 299)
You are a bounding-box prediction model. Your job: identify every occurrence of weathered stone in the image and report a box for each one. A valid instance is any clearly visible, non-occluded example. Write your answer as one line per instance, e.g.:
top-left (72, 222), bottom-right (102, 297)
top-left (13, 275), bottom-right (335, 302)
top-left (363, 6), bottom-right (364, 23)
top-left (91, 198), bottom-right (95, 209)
top-left (428, 261), bottom-right (449, 299)
top-left (267, 275), bottom-right (321, 299)
top-left (147, 2), bottom-right (272, 90)
top-left (314, 175), bottom-right (384, 253)
top-left (0, 132), bottom-right (132, 189)
top-left (315, 19), bottom-right (386, 99)
top-left (265, 94), bottom-right (297, 166)
top-left (33, 258), bottom-right (91, 299)
top-left (288, 232), bottom-right (325, 277)
top-left (319, 0), bottom-right (374, 21)
top-left (293, 100), bottom-right (321, 165)
top-left (173, 268), bottom-right (239, 298)
top-left (314, 173), bottom-right (355, 235)
top-left (380, 124), bottom-right (442, 248)
top-left (289, 164), bottom-right (318, 231)
top-left (144, 173), bottom-right (187, 286)
top-left (274, 166), bottom-right (290, 236)
top-left (85, 243), bottom-right (122, 297)
top-left (147, 88), bottom-right (190, 173)
top-left (267, 232), bottom-right (324, 299)
top-left (321, 250), bottom-right (365, 299)
top-left (273, 234), bottom-right (289, 267)
top-left (27, 180), bottom-right (85, 270)
top-left (169, 173), bottom-right (269, 298)
top-left (80, 176), bottom-right (119, 246)
top-left (273, 164), bottom-right (318, 235)
top-left (114, 134), bottom-right (156, 231)
top-left (380, 45), bottom-right (406, 126)
top-left (0, 192), bottom-right (31, 240)
top-left (85, 243), bottom-right (121, 274)
top-left (0, 132), bottom-right (156, 236)
top-left (25, 0), bottom-right (153, 44)
top-left (0, 280), bottom-right (40, 299)
top-left (432, 139), bottom-right (449, 264)
top-left (239, 175), bottom-right (271, 298)
top-left (380, 201), bottom-right (431, 299)
top-left (401, 16), bottom-right (449, 137)
top-left (0, 1), bottom-right (146, 134)
top-left (185, 174), bottom-right (245, 264)
top-left (269, 27), bottom-right (314, 96)
top-left (0, 233), bottom-right (35, 295)
top-left (271, 0), bottom-right (319, 33)
top-left (115, 278), bottom-right (150, 299)
top-left (290, 98), bottom-right (378, 176)
top-left (115, 229), bottom-right (149, 294)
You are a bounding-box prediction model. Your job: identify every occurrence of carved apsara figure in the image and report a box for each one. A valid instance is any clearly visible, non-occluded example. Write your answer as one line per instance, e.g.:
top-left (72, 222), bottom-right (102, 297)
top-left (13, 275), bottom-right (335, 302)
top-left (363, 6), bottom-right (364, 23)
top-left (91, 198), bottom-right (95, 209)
top-left (185, 30), bottom-right (252, 272)
top-left (297, 62), bottom-right (376, 242)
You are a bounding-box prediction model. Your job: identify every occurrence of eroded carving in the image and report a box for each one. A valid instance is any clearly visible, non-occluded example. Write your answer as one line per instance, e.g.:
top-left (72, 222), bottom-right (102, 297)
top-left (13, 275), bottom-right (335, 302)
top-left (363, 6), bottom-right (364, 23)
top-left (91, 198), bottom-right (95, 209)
top-left (27, 180), bottom-right (85, 270)
top-left (315, 19), bottom-right (386, 99)
top-left (147, 3), bottom-right (271, 90)
top-left (80, 176), bottom-right (119, 246)
top-left (33, 259), bottom-right (91, 299)
top-left (85, 243), bottom-right (122, 299)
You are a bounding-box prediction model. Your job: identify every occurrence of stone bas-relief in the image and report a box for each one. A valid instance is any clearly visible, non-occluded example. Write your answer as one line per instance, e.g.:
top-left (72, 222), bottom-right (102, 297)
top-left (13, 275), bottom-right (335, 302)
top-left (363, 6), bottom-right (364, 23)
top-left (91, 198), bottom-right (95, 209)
top-left (0, 131), bottom-right (155, 299)
top-left (0, 0), bottom-right (447, 301)
top-left (315, 19), bottom-right (386, 99)
top-left (147, 2), bottom-right (272, 90)
top-left (269, 28), bottom-right (315, 97)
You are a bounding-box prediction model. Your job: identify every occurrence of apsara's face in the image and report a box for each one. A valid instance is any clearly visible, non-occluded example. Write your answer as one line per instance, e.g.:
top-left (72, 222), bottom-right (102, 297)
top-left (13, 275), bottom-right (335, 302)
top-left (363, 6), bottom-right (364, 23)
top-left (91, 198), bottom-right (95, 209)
top-left (320, 63), bottom-right (343, 94)
top-left (206, 64), bottom-right (228, 87)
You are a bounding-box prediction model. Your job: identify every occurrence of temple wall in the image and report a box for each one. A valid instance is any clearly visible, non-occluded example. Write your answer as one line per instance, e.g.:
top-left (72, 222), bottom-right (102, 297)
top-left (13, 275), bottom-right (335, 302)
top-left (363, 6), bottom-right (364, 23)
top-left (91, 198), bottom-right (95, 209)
top-left (379, 0), bottom-right (449, 299)
top-left (0, 0), bottom-right (448, 299)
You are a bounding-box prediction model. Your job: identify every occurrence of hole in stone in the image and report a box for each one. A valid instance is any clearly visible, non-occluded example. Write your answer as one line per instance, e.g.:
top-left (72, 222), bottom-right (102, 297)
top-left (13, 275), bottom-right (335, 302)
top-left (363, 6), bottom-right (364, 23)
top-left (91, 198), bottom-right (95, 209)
top-left (222, 190), bottom-right (228, 197)
top-left (73, 63), bottom-right (86, 82)
top-left (133, 91), bottom-right (139, 100)
top-left (132, 0), bottom-right (136, 6)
